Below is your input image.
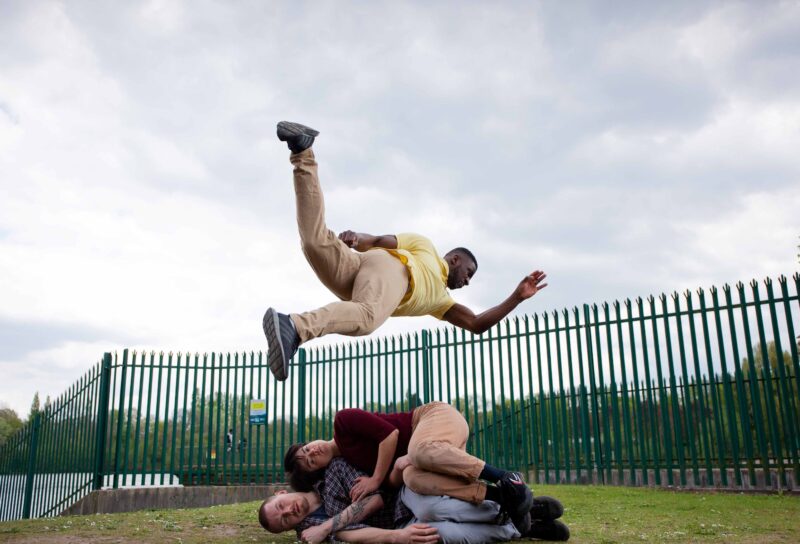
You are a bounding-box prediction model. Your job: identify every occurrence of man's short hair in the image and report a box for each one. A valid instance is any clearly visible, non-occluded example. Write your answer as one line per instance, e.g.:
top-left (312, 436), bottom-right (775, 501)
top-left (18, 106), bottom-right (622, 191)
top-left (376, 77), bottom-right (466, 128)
top-left (258, 497), bottom-right (278, 533)
top-left (450, 247), bottom-right (478, 270)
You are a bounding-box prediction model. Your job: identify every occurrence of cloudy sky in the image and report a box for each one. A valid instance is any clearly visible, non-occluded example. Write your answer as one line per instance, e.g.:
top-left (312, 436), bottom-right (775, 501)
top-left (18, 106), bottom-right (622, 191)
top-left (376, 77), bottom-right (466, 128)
top-left (1, 0), bottom-right (798, 416)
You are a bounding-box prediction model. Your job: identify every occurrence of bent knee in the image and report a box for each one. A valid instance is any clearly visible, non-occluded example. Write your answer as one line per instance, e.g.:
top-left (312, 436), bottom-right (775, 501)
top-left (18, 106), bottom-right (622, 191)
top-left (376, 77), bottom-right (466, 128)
top-left (352, 303), bottom-right (383, 335)
top-left (403, 466), bottom-right (424, 489)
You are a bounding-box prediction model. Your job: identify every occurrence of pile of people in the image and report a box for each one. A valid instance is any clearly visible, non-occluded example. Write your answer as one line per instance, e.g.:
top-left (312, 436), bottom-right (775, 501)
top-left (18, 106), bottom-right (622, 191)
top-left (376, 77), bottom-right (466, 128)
top-left (258, 402), bottom-right (569, 543)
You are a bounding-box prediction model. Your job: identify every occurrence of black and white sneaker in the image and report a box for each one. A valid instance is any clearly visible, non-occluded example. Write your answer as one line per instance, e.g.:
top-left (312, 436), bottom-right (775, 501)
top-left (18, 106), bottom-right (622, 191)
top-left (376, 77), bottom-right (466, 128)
top-left (276, 121), bottom-right (319, 154)
top-left (498, 471), bottom-right (534, 518)
top-left (530, 495), bottom-right (564, 521)
top-left (526, 519), bottom-right (570, 541)
top-left (263, 308), bottom-right (300, 381)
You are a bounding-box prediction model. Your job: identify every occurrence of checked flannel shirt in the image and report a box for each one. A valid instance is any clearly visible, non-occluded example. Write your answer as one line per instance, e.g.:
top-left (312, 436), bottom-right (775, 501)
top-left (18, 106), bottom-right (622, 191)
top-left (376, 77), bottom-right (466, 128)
top-left (295, 457), bottom-right (412, 540)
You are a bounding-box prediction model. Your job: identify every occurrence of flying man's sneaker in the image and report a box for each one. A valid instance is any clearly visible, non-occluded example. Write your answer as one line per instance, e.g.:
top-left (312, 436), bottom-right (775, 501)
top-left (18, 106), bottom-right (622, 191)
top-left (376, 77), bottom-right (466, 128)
top-left (263, 308), bottom-right (300, 381)
top-left (276, 121), bottom-right (319, 154)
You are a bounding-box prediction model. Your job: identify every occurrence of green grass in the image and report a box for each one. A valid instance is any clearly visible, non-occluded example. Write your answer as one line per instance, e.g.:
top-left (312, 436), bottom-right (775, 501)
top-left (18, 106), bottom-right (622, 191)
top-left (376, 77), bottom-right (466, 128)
top-left (0, 485), bottom-right (798, 543)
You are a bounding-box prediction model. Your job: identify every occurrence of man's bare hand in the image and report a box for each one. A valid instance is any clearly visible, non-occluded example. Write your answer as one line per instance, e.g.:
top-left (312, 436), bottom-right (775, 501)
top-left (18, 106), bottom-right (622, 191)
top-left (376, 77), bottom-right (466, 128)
top-left (514, 270), bottom-right (548, 301)
top-left (397, 524), bottom-right (439, 544)
top-left (350, 475), bottom-right (379, 502)
top-left (301, 523), bottom-right (331, 544)
top-left (338, 230), bottom-right (358, 248)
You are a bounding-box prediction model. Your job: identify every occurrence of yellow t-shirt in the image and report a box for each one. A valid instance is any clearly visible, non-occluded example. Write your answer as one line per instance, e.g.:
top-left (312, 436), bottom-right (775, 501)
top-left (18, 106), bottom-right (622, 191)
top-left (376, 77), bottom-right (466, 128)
top-left (381, 233), bottom-right (456, 319)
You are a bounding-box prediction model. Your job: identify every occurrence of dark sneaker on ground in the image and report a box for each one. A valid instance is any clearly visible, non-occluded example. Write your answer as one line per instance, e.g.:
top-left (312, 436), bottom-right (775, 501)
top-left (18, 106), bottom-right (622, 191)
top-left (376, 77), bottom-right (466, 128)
top-left (498, 471), bottom-right (534, 517)
top-left (526, 519), bottom-right (570, 541)
top-left (511, 510), bottom-right (531, 537)
top-left (263, 308), bottom-right (300, 381)
top-left (276, 121), bottom-right (319, 154)
top-left (530, 495), bottom-right (564, 521)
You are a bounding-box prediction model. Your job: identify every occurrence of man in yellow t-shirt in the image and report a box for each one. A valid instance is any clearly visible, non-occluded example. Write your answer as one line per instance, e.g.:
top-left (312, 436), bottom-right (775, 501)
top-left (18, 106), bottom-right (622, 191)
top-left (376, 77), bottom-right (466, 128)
top-left (264, 121), bottom-right (548, 381)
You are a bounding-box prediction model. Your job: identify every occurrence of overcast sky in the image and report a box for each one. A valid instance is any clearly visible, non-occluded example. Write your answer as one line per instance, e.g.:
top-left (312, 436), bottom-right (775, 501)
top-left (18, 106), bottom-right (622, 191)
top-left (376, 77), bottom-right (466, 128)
top-left (1, 0), bottom-right (799, 416)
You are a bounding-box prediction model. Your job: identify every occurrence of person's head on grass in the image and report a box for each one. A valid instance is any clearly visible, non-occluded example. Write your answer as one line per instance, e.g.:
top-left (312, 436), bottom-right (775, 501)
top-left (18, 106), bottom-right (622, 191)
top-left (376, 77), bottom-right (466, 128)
top-left (258, 489), bottom-right (321, 533)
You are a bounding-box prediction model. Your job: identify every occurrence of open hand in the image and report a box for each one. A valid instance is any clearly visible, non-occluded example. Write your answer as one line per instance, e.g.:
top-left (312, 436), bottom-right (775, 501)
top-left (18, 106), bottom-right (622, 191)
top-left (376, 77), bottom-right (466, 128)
top-left (338, 230), bottom-right (358, 248)
top-left (514, 270), bottom-right (548, 301)
top-left (350, 475), bottom-right (379, 502)
top-left (398, 523), bottom-right (439, 544)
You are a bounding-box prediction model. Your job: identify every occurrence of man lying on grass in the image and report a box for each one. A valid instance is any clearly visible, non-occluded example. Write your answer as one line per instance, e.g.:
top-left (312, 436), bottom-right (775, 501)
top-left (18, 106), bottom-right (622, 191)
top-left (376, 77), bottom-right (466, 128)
top-left (259, 457), bottom-right (568, 543)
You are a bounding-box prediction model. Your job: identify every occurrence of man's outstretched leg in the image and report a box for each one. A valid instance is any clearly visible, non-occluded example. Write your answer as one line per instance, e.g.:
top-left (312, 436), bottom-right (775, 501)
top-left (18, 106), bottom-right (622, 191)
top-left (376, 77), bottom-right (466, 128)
top-left (265, 122), bottom-right (404, 381)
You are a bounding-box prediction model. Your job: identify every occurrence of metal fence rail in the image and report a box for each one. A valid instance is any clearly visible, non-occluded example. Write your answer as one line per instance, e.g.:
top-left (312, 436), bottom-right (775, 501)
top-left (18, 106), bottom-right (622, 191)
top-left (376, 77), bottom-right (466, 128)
top-left (1, 274), bottom-right (798, 520)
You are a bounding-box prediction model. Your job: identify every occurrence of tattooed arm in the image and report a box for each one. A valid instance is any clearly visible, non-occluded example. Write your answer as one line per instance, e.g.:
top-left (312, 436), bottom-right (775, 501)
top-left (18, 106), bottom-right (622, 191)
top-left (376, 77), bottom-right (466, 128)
top-left (300, 494), bottom-right (384, 543)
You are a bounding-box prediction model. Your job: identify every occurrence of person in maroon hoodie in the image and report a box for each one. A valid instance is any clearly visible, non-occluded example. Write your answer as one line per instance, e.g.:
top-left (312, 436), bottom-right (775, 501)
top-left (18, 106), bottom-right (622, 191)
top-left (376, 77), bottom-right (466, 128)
top-left (284, 401), bottom-right (535, 534)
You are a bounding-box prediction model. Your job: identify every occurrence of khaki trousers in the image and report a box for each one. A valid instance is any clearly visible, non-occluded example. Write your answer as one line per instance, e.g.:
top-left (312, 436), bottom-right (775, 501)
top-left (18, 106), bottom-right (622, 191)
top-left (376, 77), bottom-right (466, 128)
top-left (288, 149), bottom-right (409, 343)
top-left (404, 402), bottom-right (488, 504)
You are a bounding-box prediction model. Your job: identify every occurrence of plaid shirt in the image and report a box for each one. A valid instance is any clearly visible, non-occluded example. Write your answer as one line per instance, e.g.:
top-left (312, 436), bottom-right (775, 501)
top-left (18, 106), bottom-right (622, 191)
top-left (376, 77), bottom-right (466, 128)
top-left (295, 457), bottom-right (412, 540)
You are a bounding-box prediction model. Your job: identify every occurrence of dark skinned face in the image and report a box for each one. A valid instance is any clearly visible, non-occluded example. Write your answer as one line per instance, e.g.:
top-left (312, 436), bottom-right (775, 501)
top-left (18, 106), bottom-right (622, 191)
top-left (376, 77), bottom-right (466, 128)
top-left (446, 253), bottom-right (476, 290)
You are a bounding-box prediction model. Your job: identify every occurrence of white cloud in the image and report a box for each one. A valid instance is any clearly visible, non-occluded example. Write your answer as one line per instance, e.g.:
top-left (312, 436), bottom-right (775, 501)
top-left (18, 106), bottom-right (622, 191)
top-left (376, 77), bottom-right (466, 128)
top-left (1, 1), bottom-right (799, 416)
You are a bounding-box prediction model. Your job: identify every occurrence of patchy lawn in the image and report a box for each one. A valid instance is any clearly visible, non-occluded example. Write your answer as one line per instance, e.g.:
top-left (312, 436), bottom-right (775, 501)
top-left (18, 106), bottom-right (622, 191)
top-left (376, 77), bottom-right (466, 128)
top-left (0, 485), bottom-right (798, 543)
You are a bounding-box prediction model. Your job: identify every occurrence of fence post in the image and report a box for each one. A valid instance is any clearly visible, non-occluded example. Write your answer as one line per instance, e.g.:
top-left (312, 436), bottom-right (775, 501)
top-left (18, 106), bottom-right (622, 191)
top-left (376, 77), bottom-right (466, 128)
top-left (421, 330), bottom-right (431, 403)
top-left (297, 349), bottom-right (307, 443)
top-left (21, 413), bottom-right (41, 519)
top-left (93, 353), bottom-right (113, 491)
top-left (112, 349), bottom-right (129, 489)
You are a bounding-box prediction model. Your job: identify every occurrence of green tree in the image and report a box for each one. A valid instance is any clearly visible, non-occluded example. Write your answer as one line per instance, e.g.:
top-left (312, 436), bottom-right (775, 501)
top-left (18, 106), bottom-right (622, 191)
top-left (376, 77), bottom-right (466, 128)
top-left (0, 404), bottom-right (24, 446)
top-left (28, 391), bottom-right (40, 420)
top-left (741, 341), bottom-right (792, 375)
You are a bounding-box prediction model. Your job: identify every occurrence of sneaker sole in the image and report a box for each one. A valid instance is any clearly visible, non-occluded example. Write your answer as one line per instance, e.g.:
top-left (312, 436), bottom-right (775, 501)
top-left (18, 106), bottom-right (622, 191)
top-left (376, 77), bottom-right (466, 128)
top-left (263, 308), bottom-right (288, 381)
top-left (276, 121), bottom-right (319, 141)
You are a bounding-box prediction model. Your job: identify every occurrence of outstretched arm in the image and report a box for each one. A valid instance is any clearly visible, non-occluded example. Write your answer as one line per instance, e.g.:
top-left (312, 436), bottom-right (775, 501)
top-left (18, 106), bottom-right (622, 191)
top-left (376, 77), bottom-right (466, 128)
top-left (444, 270), bottom-right (547, 335)
top-left (336, 524), bottom-right (439, 544)
top-left (300, 494), bottom-right (384, 543)
top-left (339, 230), bottom-right (398, 252)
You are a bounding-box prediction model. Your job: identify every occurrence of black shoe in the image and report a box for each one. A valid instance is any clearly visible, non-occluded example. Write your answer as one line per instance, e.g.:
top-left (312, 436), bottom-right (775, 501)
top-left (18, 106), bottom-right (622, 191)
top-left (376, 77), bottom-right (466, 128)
top-left (263, 308), bottom-right (300, 381)
top-left (498, 471), bottom-right (534, 518)
top-left (530, 496), bottom-right (564, 521)
top-left (276, 121), bottom-right (319, 154)
top-left (526, 519), bottom-right (570, 541)
top-left (511, 510), bottom-right (531, 536)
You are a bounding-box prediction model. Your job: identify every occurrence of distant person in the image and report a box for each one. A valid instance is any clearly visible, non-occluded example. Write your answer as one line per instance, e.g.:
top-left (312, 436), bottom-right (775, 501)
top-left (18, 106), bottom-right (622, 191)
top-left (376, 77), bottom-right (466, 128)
top-left (226, 429), bottom-right (233, 452)
top-left (263, 121), bottom-right (547, 381)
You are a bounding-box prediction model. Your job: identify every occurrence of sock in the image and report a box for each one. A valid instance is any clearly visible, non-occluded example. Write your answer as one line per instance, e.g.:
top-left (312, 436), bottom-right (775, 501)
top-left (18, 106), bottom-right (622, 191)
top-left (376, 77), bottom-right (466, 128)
top-left (484, 485), bottom-right (503, 503)
top-left (479, 463), bottom-right (506, 483)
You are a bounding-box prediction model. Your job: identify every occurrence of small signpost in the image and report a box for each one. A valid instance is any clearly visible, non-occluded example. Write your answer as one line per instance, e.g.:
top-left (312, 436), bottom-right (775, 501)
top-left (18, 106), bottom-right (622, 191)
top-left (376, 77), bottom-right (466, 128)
top-left (249, 399), bottom-right (266, 425)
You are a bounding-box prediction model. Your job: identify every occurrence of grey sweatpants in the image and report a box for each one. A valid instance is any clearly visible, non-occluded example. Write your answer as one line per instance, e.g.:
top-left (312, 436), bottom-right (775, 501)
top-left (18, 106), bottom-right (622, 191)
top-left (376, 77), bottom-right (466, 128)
top-left (400, 487), bottom-right (520, 544)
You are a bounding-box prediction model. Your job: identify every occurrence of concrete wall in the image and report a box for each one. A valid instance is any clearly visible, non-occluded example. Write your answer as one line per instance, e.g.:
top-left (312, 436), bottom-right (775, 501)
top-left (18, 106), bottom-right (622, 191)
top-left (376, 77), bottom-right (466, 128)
top-left (61, 484), bottom-right (289, 516)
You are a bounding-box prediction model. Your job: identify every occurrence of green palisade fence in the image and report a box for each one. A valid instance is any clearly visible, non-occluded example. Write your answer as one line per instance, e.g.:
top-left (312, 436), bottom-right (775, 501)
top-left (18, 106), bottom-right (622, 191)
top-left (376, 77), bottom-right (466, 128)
top-left (1, 274), bottom-right (799, 520)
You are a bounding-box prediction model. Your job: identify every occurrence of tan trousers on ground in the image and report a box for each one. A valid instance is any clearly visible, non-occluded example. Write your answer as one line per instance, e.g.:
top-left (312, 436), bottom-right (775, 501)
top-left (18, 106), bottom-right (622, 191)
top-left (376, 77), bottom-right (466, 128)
top-left (404, 402), bottom-right (488, 504)
top-left (288, 149), bottom-right (409, 343)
